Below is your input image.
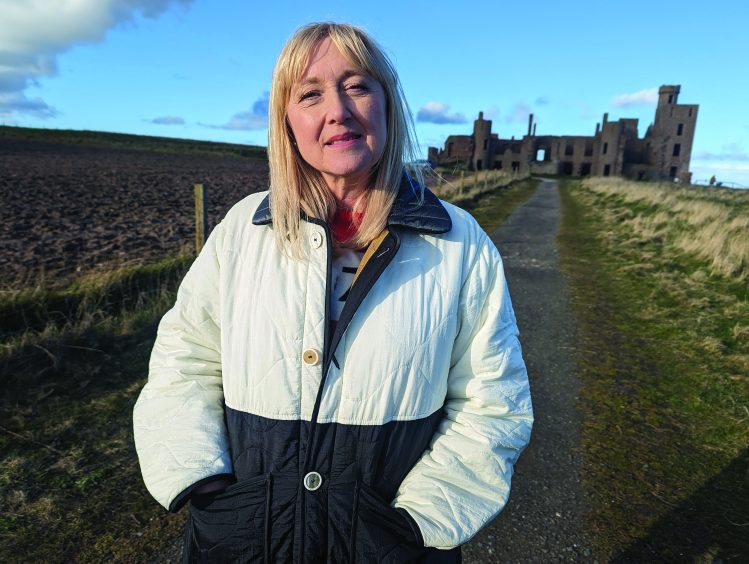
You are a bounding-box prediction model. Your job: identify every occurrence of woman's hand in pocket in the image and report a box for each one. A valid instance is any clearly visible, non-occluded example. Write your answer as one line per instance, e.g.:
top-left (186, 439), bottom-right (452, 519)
top-left (193, 477), bottom-right (234, 496)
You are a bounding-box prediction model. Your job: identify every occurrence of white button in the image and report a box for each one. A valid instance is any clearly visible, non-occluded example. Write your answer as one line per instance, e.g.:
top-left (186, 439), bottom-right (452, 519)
top-left (303, 349), bottom-right (321, 366)
top-left (310, 231), bottom-right (323, 249)
top-left (304, 471), bottom-right (322, 491)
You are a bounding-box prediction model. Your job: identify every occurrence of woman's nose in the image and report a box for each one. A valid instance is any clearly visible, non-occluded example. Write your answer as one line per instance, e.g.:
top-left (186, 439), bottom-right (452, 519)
top-left (325, 90), bottom-right (351, 123)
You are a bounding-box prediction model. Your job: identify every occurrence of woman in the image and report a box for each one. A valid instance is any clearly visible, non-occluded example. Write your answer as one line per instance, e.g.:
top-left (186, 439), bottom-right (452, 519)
top-left (134, 22), bottom-right (532, 563)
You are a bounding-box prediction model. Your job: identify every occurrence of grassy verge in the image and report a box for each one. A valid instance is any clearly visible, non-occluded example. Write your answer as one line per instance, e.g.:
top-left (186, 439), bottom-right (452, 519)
top-left (455, 177), bottom-right (539, 235)
top-left (0, 178), bottom-right (540, 562)
top-left (0, 258), bottom-right (193, 563)
top-left (557, 178), bottom-right (748, 561)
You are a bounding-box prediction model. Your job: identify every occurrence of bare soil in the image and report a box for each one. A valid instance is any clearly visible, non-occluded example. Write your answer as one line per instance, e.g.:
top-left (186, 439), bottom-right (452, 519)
top-left (0, 137), bottom-right (268, 288)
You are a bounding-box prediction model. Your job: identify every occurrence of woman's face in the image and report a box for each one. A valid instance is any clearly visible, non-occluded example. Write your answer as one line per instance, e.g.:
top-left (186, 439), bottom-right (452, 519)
top-left (286, 37), bottom-right (387, 193)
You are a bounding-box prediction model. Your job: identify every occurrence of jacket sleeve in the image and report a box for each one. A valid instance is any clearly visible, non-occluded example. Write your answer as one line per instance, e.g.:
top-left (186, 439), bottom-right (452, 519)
top-left (392, 234), bottom-right (533, 549)
top-left (133, 222), bottom-right (234, 512)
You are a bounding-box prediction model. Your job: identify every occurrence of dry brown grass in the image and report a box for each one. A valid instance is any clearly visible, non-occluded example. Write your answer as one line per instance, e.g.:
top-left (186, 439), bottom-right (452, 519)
top-left (426, 168), bottom-right (530, 203)
top-left (581, 177), bottom-right (749, 280)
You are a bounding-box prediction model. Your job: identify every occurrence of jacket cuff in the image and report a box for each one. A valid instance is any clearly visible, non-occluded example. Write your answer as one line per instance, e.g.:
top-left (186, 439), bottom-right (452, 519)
top-left (396, 507), bottom-right (424, 547)
top-left (167, 473), bottom-right (235, 513)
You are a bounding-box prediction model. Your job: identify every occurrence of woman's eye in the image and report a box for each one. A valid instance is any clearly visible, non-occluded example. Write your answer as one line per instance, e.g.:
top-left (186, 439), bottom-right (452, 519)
top-left (347, 82), bottom-right (369, 92)
top-left (299, 90), bottom-right (319, 102)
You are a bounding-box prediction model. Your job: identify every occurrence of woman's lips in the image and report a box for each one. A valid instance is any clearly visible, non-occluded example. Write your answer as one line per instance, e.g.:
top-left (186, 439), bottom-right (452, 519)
top-left (325, 133), bottom-right (362, 147)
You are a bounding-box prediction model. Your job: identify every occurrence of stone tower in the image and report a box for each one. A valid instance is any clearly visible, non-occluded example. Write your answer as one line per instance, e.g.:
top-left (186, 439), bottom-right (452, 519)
top-left (647, 85), bottom-right (698, 182)
top-left (472, 111), bottom-right (492, 170)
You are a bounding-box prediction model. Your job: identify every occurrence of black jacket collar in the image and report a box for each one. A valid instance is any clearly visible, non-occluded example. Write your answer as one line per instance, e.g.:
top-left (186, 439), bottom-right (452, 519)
top-left (251, 175), bottom-right (452, 234)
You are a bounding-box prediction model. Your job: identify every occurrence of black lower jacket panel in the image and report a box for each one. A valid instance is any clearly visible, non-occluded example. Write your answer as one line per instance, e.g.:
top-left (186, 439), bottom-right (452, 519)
top-left (181, 406), bottom-right (463, 563)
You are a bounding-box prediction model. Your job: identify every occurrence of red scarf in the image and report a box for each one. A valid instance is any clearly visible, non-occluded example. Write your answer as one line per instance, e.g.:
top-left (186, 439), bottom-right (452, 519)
top-left (330, 208), bottom-right (364, 244)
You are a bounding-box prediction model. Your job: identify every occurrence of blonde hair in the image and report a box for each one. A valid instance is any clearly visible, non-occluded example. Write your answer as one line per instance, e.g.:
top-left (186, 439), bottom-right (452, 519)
top-left (268, 22), bottom-right (423, 256)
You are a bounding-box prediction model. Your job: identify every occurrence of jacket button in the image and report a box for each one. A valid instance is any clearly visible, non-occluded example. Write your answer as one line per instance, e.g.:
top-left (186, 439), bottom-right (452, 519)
top-left (304, 471), bottom-right (322, 491)
top-left (302, 349), bottom-right (321, 366)
top-left (310, 231), bottom-right (323, 249)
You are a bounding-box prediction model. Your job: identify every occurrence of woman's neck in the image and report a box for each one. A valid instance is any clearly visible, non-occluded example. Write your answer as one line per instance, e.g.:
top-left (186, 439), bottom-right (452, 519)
top-left (323, 174), bottom-right (368, 211)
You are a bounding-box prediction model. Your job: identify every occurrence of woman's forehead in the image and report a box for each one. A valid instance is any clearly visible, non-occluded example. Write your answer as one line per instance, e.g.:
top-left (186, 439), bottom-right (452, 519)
top-left (293, 37), bottom-right (369, 85)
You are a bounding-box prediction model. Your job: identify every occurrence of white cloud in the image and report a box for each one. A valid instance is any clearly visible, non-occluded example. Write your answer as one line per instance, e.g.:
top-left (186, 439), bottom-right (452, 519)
top-left (148, 115), bottom-right (184, 125)
top-left (202, 92), bottom-right (269, 131)
top-left (0, 0), bottom-right (193, 118)
top-left (611, 87), bottom-right (658, 108)
top-left (416, 102), bottom-right (467, 125)
top-left (505, 102), bottom-right (532, 123)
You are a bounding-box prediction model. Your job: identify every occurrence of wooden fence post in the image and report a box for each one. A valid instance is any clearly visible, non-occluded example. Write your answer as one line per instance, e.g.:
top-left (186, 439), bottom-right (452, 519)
top-left (460, 171), bottom-right (465, 195)
top-left (194, 183), bottom-right (207, 255)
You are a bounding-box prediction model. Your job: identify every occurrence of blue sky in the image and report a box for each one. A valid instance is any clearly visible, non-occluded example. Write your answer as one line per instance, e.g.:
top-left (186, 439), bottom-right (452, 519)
top-left (2, 0), bottom-right (748, 186)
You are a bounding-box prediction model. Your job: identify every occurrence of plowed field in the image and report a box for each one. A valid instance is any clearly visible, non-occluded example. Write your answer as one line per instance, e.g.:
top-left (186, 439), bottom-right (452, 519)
top-left (0, 135), bottom-right (268, 288)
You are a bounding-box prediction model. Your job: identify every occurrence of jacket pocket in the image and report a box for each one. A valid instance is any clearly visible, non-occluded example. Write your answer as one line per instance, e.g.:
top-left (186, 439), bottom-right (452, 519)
top-left (351, 481), bottom-right (425, 564)
top-left (184, 474), bottom-right (269, 563)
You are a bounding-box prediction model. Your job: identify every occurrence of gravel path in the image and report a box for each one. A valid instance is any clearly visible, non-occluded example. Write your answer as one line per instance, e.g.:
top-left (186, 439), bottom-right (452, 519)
top-left (463, 179), bottom-right (592, 562)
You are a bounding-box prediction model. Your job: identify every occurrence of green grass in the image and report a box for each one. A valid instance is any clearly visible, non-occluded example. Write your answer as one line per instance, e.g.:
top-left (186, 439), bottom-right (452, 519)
top-left (557, 179), bottom-right (749, 561)
top-left (0, 125), bottom-right (267, 160)
top-left (460, 178), bottom-right (538, 235)
top-left (0, 257), bottom-right (195, 562)
top-left (0, 327), bottom-right (186, 562)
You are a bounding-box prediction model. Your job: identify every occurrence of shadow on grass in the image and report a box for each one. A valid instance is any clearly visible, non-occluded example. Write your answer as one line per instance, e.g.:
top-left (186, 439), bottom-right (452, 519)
top-left (0, 322), bottom-right (189, 562)
top-left (612, 438), bottom-right (749, 562)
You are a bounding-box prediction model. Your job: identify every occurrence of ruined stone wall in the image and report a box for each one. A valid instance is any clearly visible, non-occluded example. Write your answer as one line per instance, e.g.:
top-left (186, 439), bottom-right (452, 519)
top-left (437, 135), bottom-right (473, 166)
top-left (428, 85), bottom-right (698, 183)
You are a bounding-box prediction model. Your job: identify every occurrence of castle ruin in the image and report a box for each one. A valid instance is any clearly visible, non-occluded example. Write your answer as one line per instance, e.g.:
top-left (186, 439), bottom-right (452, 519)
top-left (428, 85), bottom-right (698, 183)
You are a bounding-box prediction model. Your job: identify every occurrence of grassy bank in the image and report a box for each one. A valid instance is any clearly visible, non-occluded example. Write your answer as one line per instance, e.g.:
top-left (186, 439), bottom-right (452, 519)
top-left (0, 178), bottom-right (539, 562)
top-left (558, 178), bottom-right (749, 561)
top-left (0, 125), bottom-right (267, 160)
top-left (0, 257), bottom-right (194, 562)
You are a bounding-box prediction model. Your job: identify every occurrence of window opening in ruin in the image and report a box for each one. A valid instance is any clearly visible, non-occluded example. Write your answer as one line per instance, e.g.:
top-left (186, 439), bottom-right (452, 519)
top-left (511, 144), bottom-right (521, 154)
top-left (677, 123), bottom-right (684, 136)
top-left (689, 108), bottom-right (693, 117)
top-left (565, 142), bottom-right (574, 156)
top-left (483, 139), bottom-right (488, 150)
top-left (448, 142), bottom-right (453, 157)
top-left (603, 142), bottom-right (608, 155)
top-left (638, 171), bottom-right (645, 180)
top-left (581, 163), bottom-right (592, 176)
top-left (494, 161), bottom-right (503, 170)
top-left (584, 141), bottom-right (593, 156)
top-left (561, 162), bottom-right (573, 175)
top-left (670, 166), bottom-right (677, 178)
top-left (511, 161), bottom-right (520, 171)
top-left (603, 164), bottom-right (611, 176)
top-left (535, 149), bottom-right (546, 161)
top-left (668, 94), bottom-right (673, 103)
top-left (477, 159), bottom-right (483, 171)
top-left (673, 144), bottom-right (681, 157)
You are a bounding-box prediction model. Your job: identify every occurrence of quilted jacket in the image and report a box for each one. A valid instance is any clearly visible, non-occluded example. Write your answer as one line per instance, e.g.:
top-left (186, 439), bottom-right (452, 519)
top-left (133, 179), bottom-right (533, 563)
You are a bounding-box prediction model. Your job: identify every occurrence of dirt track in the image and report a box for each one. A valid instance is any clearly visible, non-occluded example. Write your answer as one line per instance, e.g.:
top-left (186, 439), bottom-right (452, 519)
top-left (463, 179), bottom-right (592, 562)
top-left (0, 138), bottom-right (268, 287)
